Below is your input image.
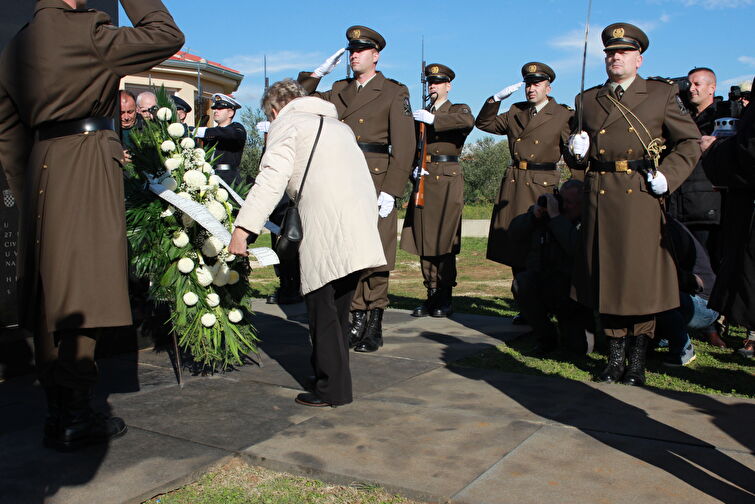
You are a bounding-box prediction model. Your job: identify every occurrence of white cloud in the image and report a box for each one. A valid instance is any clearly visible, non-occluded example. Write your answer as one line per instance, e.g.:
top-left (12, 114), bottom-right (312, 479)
top-left (738, 56), bottom-right (755, 66)
top-left (720, 73), bottom-right (754, 88)
top-left (222, 50), bottom-right (324, 76)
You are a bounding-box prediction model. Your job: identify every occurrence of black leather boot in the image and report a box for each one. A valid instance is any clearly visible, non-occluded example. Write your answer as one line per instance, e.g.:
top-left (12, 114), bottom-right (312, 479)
top-left (355, 308), bottom-right (384, 353)
top-left (431, 287), bottom-right (453, 318)
top-left (43, 386), bottom-right (61, 442)
top-left (266, 290), bottom-right (279, 304)
top-left (45, 387), bottom-right (127, 452)
top-left (598, 336), bottom-right (626, 383)
top-left (622, 334), bottom-right (649, 386)
top-left (348, 310), bottom-right (368, 349)
top-left (412, 288), bottom-right (438, 317)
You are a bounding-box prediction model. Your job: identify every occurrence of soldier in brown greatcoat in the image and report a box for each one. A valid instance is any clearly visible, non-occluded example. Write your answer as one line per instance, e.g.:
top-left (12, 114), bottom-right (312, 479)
top-left (400, 63), bottom-right (474, 318)
top-left (298, 25), bottom-right (415, 353)
top-left (567, 23), bottom-right (700, 386)
top-left (475, 62), bottom-right (573, 323)
top-left (0, 0), bottom-right (183, 450)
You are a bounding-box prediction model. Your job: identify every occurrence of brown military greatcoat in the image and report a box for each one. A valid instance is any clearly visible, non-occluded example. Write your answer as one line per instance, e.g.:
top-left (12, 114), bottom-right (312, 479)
top-left (298, 71), bottom-right (415, 270)
top-left (401, 100), bottom-right (474, 256)
top-left (0, 0), bottom-right (184, 331)
top-left (568, 77), bottom-right (700, 315)
top-left (475, 97), bottom-right (573, 267)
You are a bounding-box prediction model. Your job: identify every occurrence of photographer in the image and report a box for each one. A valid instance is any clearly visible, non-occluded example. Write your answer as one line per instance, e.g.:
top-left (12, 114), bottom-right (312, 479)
top-left (508, 179), bottom-right (589, 354)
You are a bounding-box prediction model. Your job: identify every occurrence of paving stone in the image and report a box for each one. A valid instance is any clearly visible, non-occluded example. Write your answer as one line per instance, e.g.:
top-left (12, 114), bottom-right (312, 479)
top-left (452, 425), bottom-right (755, 504)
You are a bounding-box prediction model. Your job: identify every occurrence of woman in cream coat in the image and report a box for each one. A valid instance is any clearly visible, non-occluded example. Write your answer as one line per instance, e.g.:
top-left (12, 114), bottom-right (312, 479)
top-left (229, 79), bottom-right (386, 407)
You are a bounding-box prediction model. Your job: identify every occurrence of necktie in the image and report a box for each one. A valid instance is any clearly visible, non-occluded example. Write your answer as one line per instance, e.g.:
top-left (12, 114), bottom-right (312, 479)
top-left (530, 107), bottom-right (537, 118)
top-left (615, 85), bottom-right (624, 101)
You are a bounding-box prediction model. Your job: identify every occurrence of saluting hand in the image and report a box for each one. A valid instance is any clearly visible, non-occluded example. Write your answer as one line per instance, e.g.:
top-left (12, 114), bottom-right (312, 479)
top-left (413, 109), bottom-right (435, 125)
top-left (493, 81), bottom-right (524, 102)
top-left (313, 48), bottom-right (346, 78)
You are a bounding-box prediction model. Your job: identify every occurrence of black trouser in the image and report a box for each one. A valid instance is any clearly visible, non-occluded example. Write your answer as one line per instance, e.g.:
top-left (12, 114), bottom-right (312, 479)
top-left (303, 271), bottom-right (360, 405)
top-left (420, 254), bottom-right (457, 289)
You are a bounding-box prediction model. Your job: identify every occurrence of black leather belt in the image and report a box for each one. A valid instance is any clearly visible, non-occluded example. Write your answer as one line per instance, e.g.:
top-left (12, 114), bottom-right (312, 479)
top-left (215, 164), bottom-right (233, 171)
top-left (511, 161), bottom-right (556, 171)
top-left (358, 142), bottom-right (390, 154)
top-left (426, 155), bottom-right (459, 163)
top-left (589, 159), bottom-right (653, 173)
top-left (36, 117), bottom-right (115, 141)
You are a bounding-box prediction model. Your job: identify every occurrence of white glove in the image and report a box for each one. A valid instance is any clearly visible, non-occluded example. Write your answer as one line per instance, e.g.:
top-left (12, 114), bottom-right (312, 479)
top-left (568, 131), bottom-right (590, 158)
top-left (313, 48), bottom-right (346, 78)
top-left (412, 167), bottom-right (430, 180)
top-left (493, 81), bottom-right (524, 102)
top-left (413, 109), bottom-right (435, 125)
top-left (646, 171), bottom-right (668, 195)
top-left (377, 191), bottom-right (395, 218)
top-left (256, 121), bottom-right (270, 134)
top-left (195, 126), bottom-right (207, 138)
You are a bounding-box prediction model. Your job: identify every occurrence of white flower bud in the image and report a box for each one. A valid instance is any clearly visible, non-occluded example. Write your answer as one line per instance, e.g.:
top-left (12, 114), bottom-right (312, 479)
top-left (205, 200), bottom-right (226, 222)
top-left (206, 293), bottom-right (220, 307)
top-left (177, 257), bottom-right (195, 273)
top-left (212, 262), bottom-right (230, 287)
top-left (164, 157), bottom-right (181, 172)
top-left (202, 162), bottom-right (213, 173)
top-left (182, 291), bottom-right (198, 306)
top-left (201, 313), bottom-right (217, 327)
top-left (156, 107), bottom-right (173, 121)
top-left (201, 236), bottom-right (224, 257)
top-left (161, 177), bottom-right (178, 191)
top-left (228, 309), bottom-right (243, 323)
top-left (168, 123), bottom-right (186, 138)
top-left (180, 137), bottom-right (195, 150)
top-left (160, 140), bottom-right (176, 153)
top-left (195, 266), bottom-right (214, 287)
top-left (193, 148), bottom-right (206, 160)
top-left (216, 188), bottom-right (229, 202)
top-left (172, 230), bottom-right (189, 248)
top-left (208, 174), bottom-right (221, 187)
top-left (227, 270), bottom-right (240, 285)
top-left (183, 169), bottom-right (207, 189)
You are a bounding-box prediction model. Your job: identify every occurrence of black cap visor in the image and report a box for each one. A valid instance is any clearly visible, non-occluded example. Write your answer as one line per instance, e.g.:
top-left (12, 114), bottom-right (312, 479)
top-left (347, 39), bottom-right (378, 52)
top-left (523, 73), bottom-right (550, 84)
top-left (427, 75), bottom-right (450, 84)
top-left (603, 38), bottom-right (641, 52)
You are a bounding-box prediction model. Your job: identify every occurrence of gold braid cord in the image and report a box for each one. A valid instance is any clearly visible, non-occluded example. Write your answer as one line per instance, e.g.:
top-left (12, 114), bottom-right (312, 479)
top-left (606, 94), bottom-right (666, 171)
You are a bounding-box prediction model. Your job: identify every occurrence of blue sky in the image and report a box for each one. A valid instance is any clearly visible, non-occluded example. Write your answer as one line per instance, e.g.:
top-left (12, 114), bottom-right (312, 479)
top-left (123, 0), bottom-right (755, 141)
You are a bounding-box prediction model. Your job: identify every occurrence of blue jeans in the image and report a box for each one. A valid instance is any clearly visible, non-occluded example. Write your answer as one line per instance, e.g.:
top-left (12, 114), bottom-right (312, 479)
top-left (656, 293), bottom-right (719, 358)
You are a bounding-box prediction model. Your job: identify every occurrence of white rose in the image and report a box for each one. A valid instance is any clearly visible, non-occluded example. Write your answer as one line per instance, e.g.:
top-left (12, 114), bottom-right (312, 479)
top-left (177, 257), bottom-right (194, 273)
top-left (172, 230), bottom-right (189, 248)
top-left (160, 140), bottom-right (176, 153)
top-left (227, 270), bottom-right (240, 285)
top-left (182, 291), bottom-right (198, 306)
top-left (208, 174), bottom-right (221, 187)
top-left (161, 177), bottom-right (178, 191)
top-left (216, 188), bottom-right (229, 202)
top-left (181, 213), bottom-right (194, 227)
top-left (201, 313), bottom-right (217, 327)
top-left (160, 205), bottom-right (176, 217)
top-left (193, 148), bottom-right (206, 160)
top-left (180, 137), bottom-right (195, 150)
top-left (201, 236), bottom-right (224, 257)
top-left (183, 169), bottom-right (207, 189)
top-left (212, 262), bottom-right (230, 287)
top-left (205, 200), bottom-right (226, 221)
top-left (156, 107), bottom-right (173, 121)
top-left (206, 293), bottom-right (220, 307)
top-left (202, 162), bottom-right (213, 174)
top-left (195, 266), bottom-right (214, 287)
top-left (164, 157), bottom-right (181, 172)
top-left (168, 123), bottom-right (186, 138)
top-left (228, 309), bottom-right (243, 323)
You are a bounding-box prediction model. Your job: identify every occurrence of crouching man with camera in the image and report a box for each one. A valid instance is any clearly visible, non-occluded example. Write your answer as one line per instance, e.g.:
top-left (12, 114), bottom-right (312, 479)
top-left (507, 179), bottom-right (590, 354)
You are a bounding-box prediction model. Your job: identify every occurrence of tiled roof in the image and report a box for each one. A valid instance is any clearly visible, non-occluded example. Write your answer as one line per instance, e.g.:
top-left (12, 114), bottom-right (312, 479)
top-left (169, 51), bottom-right (240, 75)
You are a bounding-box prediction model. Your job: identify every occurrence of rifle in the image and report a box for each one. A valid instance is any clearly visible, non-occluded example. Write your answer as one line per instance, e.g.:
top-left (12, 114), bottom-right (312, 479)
top-left (413, 37), bottom-right (433, 209)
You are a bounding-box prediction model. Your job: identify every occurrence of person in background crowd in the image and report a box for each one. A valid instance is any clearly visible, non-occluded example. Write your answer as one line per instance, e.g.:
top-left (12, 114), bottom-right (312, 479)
top-left (120, 89), bottom-right (143, 162)
top-left (567, 23), bottom-right (700, 386)
top-left (171, 95), bottom-right (192, 124)
top-left (401, 63), bottom-right (474, 318)
top-left (0, 0), bottom-right (183, 451)
top-left (195, 93), bottom-right (247, 186)
top-left (736, 79), bottom-right (751, 107)
top-left (508, 179), bottom-right (590, 354)
top-left (228, 79), bottom-right (386, 407)
top-left (136, 91), bottom-right (157, 120)
top-left (700, 77), bottom-right (755, 359)
top-left (475, 62), bottom-right (573, 326)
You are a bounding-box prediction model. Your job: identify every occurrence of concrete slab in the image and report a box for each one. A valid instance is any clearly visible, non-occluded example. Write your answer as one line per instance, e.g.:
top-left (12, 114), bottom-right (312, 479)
top-left (452, 425), bottom-right (755, 504)
top-left (0, 425), bottom-right (228, 504)
top-left (243, 401), bottom-right (543, 501)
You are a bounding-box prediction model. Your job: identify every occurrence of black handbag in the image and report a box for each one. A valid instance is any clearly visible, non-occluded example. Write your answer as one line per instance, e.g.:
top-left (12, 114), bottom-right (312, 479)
top-left (273, 115), bottom-right (324, 262)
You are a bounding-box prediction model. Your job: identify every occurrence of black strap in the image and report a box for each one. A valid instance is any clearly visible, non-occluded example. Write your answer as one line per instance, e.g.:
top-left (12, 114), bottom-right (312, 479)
top-left (36, 117), bottom-right (115, 141)
top-left (429, 155), bottom-right (460, 163)
top-left (589, 159), bottom-right (653, 173)
top-left (293, 115), bottom-right (324, 206)
top-left (357, 142), bottom-right (390, 154)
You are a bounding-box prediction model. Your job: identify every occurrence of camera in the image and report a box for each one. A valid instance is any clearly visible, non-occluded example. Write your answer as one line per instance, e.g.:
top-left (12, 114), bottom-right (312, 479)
top-left (537, 190), bottom-right (563, 213)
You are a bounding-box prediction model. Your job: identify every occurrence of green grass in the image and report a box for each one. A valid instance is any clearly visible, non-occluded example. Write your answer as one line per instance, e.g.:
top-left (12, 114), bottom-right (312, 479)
top-left (397, 203), bottom-right (492, 220)
top-left (144, 459), bottom-right (422, 504)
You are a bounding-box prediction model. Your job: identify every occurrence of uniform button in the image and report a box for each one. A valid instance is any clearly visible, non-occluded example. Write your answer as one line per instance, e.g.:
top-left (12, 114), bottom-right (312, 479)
top-left (341, 119), bottom-right (345, 122)
top-left (627, 148), bottom-right (633, 155)
top-left (626, 169), bottom-right (633, 174)
top-left (452, 171), bottom-right (456, 175)
top-left (357, 135), bottom-right (361, 140)
top-left (516, 138), bottom-right (521, 142)
top-left (42, 164), bottom-right (48, 169)
top-left (599, 189), bottom-right (606, 195)
top-left (626, 189), bottom-right (633, 194)
top-left (534, 140), bottom-right (540, 144)
top-left (599, 148), bottom-right (606, 155)
top-left (359, 119), bottom-right (364, 124)
top-left (39, 189), bottom-right (44, 194)
top-left (525, 182), bottom-right (530, 186)
top-left (36, 240), bottom-right (40, 244)
top-left (436, 175), bottom-right (440, 180)
top-left (83, 131), bottom-right (89, 135)
top-left (529, 154), bottom-right (535, 159)
top-left (373, 168), bottom-right (379, 171)
top-left (599, 129), bottom-right (606, 135)
top-left (37, 215), bottom-right (41, 220)
top-left (543, 181), bottom-right (548, 186)
top-left (628, 127), bottom-right (634, 132)
top-left (511, 179), bottom-right (516, 183)
top-left (600, 171), bottom-right (606, 175)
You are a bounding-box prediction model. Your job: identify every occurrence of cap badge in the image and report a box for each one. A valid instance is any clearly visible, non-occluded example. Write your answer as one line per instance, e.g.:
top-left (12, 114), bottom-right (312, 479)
top-left (612, 27), bottom-right (625, 38)
top-left (528, 64), bottom-right (537, 73)
top-left (351, 29), bottom-right (361, 38)
top-left (430, 66), bottom-right (439, 74)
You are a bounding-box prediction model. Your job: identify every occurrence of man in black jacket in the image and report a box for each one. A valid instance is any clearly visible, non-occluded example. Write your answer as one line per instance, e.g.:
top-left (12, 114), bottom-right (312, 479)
top-left (195, 93), bottom-right (247, 185)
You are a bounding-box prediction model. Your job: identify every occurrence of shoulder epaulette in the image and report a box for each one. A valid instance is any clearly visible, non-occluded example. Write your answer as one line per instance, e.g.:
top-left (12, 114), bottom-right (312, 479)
top-left (647, 76), bottom-right (674, 85)
top-left (561, 104), bottom-right (575, 111)
top-left (386, 78), bottom-right (405, 87)
top-left (334, 78), bottom-right (353, 84)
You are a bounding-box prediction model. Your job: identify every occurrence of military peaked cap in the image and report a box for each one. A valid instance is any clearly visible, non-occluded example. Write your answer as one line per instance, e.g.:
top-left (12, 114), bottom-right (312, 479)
top-left (171, 95), bottom-right (192, 113)
top-left (602, 23), bottom-right (649, 53)
top-left (346, 25), bottom-right (386, 52)
top-left (521, 62), bottom-right (555, 83)
top-left (426, 63), bottom-right (455, 83)
top-left (211, 93), bottom-right (241, 110)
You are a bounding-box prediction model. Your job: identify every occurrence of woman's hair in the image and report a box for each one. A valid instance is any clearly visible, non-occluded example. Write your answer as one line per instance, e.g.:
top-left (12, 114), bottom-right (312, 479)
top-left (261, 79), bottom-right (307, 119)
